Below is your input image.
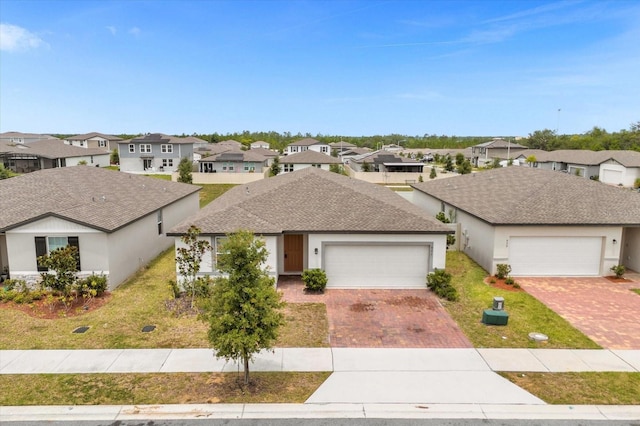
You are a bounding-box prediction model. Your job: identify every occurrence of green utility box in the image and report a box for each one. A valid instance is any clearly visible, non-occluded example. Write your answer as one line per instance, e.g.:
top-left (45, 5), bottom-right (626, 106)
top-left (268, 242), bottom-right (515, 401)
top-left (482, 309), bottom-right (509, 325)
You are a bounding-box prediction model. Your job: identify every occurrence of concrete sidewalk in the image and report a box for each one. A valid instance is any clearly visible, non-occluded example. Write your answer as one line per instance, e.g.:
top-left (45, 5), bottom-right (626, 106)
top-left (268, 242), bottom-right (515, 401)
top-left (2, 347), bottom-right (639, 374)
top-left (1, 348), bottom-right (639, 421)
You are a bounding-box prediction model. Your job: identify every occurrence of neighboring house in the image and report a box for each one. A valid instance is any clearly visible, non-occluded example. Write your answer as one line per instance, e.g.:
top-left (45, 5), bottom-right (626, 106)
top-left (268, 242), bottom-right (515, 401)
top-left (65, 132), bottom-right (123, 151)
top-left (471, 138), bottom-right (527, 167)
top-left (0, 132), bottom-right (58, 145)
top-left (198, 150), bottom-right (268, 173)
top-left (349, 151), bottom-right (424, 173)
top-left (0, 167), bottom-right (200, 289)
top-left (1, 139), bottom-right (110, 173)
top-left (247, 147), bottom-right (279, 166)
top-left (598, 150), bottom-right (640, 187)
top-left (411, 167), bottom-right (640, 276)
top-left (217, 139), bottom-right (244, 150)
top-left (284, 138), bottom-right (330, 156)
top-left (169, 167), bottom-right (451, 288)
top-left (182, 136), bottom-right (210, 151)
top-left (250, 141), bottom-right (270, 149)
top-left (279, 150), bottom-right (342, 173)
top-left (329, 141), bottom-right (356, 154)
top-left (519, 149), bottom-right (640, 186)
top-left (118, 133), bottom-right (194, 173)
top-left (339, 147), bottom-right (372, 164)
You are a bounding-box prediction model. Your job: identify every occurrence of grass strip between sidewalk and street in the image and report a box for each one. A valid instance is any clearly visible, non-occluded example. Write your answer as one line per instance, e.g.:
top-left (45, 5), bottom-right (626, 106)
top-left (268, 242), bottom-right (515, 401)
top-left (0, 372), bottom-right (331, 406)
top-left (501, 372), bottom-right (640, 405)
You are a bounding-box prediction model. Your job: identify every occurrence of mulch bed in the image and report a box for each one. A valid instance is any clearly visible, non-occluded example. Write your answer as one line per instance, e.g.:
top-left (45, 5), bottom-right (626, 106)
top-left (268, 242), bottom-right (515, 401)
top-left (604, 276), bottom-right (632, 283)
top-left (0, 292), bottom-right (111, 319)
top-left (483, 276), bottom-right (524, 292)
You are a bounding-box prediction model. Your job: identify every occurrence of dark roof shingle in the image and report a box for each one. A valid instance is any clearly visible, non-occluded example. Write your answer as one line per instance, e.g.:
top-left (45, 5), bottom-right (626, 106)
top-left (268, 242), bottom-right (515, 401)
top-left (412, 167), bottom-right (640, 225)
top-left (170, 167), bottom-right (450, 235)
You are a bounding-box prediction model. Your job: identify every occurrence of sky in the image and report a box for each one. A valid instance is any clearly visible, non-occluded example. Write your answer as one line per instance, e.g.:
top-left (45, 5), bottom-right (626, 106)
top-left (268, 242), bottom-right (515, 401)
top-left (1, 0), bottom-right (639, 137)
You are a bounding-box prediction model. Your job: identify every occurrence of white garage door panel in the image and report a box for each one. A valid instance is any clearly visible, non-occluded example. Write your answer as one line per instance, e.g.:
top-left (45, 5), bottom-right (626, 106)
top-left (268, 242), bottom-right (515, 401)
top-left (509, 237), bottom-right (602, 276)
top-left (324, 244), bottom-right (430, 288)
top-left (602, 169), bottom-right (623, 185)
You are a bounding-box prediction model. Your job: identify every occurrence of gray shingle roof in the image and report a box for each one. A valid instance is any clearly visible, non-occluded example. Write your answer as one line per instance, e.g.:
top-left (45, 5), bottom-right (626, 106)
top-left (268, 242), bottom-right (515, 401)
top-left (121, 133), bottom-right (194, 145)
top-left (475, 138), bottom-right (527, 149)
top-left (411, 167), bottom-right (640, 225)
top-left (170, 167), bottom-right (451, 235)
top-left (201, 149), bottom-right (268, 163)
top-left (280, 150), bottom-right (342, 164)
top-left (287, 138), bottom-right (324, 147)
top-left (0, 167), bottom-right (201, 232)
top-left (0, 139), bottom-right (109, 159)
top-left (531, 149), bottom-right (640, 167)
top-left (67, 132), bottom-right (123, 141)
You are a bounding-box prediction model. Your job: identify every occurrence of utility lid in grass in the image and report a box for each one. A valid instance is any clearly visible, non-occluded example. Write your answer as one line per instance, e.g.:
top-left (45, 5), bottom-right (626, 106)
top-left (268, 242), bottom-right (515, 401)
top-left (142, 325), bottom-right (156, 333)
top-left (72, 326), bottom-right (90, 334)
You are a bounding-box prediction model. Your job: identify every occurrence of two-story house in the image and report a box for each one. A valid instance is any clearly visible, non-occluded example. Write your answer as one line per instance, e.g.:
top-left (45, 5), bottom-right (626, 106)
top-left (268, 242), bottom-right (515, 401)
top-left (471, 138), bottom-right (527, 167)
top-left (65, 132), bottom-right (123, 152)
top-left (284, 138), bottom-right (330, 156)
top-left (118, 133), bottom-right (194, 173)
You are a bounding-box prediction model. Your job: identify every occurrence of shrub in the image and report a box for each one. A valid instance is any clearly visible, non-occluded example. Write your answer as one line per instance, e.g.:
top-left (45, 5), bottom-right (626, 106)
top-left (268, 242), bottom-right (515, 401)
top-left (505, 277), bottom-right (515, 285)
top-left (495, 264), bottom-right (512, 279)
top-left (168, 279), bottom-right (181, 299)
top-left (426, 269), bottom-right (458, 301)
top-left (301, 268), bottom-right (328, 293)
top-left (446, 234), bottom-right (456, 249)
top-left (78, 274), bottom-right (108, 298)
top-left (435, 212), bottom-right (450, 223)
top-left (635, 178), bottom-right (640, 189)
top-left (610, 264), bottom-right (626, 278)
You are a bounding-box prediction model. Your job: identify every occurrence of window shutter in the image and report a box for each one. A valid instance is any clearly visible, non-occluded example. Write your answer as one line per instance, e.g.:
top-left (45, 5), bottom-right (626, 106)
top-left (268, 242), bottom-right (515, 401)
top-left (35, 237), bottom-right (47, 272)
top-left (68, 236), bottom-right (81, 271)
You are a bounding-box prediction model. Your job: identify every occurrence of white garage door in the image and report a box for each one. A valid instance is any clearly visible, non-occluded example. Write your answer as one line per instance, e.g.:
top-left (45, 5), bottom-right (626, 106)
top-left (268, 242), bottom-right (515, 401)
top-left (323, 243), bottom-right (430, 288)
top-left (509, 237), bottom-right (602, 276)
top-left (601, 169), bottom-right (623, 185)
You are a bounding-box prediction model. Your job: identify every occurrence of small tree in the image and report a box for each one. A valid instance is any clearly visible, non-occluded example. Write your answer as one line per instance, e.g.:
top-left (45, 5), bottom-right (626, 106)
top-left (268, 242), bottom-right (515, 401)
top-left (495, 264), bottom-right (512, 279)
top-left (444, 156), bottom-right (454, 172)
top-left (418, 174), bottom-right (423, 182)
top-left (177, 157), bottom-right (193, 183)
top-left (176, 225), bottom-right (212, 308)
top-left (429, 167), bottom-right (437, 179)
top-left (455, 153), bottom-right (465, 166)
top-left (205, 230), bottom-right (285, 385)
top-left (269, 156), bottom-right (281, 176)
top-left (525, 155), bottom-right (537, 167)
top-left (0, 164), bottom-right (12, 179)
top-left (77, 160), bottom-right (88, 165)
top-left (456, 159), bottom-right (472, 175)
top-left (110, 148), bottom-right (119, 165)
top-left (38, 245), bottom-right (80, 311)
top-left (330, 164), bottom-right (348, 175)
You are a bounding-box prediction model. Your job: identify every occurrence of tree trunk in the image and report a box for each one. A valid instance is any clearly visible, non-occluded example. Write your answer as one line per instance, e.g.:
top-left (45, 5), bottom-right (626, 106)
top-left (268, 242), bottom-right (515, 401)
top-left (243, 356), bottom-right (250, 385)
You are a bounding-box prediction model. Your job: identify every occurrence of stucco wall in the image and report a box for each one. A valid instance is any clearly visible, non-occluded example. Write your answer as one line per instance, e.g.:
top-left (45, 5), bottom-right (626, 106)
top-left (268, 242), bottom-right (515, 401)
top-left (181, 171), bottom-right (266, 184)
top-left (600, 162), bottom-right (640, 187)
top-left (5, 217), bottom-right (108, 285)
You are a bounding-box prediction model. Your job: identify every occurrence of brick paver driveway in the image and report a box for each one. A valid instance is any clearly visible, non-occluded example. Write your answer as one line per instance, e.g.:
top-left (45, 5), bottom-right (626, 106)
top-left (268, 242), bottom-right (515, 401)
top-left (278, 276), bottom-right (472, 348)
top-left (518, 276), bottom-right (640, 349)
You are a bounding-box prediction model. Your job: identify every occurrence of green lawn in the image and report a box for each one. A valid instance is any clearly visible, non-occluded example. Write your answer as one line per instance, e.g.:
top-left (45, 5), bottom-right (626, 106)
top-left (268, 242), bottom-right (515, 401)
top-left (442, 251), bottom-right (600, 349)
top-left (199, 184), bottom-right (236, 207)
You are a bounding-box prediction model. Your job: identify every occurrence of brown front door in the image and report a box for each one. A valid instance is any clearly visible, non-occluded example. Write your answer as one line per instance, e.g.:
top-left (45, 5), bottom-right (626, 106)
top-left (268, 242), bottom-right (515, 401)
top-left (284, 234), bottom-right (304, 272)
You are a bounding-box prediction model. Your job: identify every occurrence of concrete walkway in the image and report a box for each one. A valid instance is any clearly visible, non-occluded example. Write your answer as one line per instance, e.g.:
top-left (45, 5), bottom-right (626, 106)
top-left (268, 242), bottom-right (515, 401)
top-left (1, 348), bottom-right (639, 421)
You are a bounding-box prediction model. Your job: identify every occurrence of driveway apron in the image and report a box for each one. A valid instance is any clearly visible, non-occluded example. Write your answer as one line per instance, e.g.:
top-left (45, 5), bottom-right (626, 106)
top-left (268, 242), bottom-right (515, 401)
top-left (278, 276), bottom-right (472, 348)
top-left (518, 276), bottom-right (640, 349)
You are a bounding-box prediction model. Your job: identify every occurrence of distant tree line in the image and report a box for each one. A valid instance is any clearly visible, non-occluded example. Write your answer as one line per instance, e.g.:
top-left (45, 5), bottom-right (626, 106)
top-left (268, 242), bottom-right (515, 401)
top-left (50, 120), bottom-right (639, 153)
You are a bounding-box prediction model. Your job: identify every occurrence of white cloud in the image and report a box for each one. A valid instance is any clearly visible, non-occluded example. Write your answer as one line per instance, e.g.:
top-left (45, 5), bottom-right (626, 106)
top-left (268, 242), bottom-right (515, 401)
top-left (106, 26), bottom-right (117, 35)
top-left (0, 23), bottom-right (45, 52)
top-left (129, 26), bottom-right (141, 36)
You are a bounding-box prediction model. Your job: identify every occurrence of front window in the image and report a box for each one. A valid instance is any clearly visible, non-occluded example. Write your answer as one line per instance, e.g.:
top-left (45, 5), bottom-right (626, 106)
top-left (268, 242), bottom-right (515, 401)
top-left (129, 144), bottom-right (135, 153)
top-left (290, 146), bottom-right (298, 153)
top-left (321, 146), bottom-right (328, 153)
top-left (35, 236), bottom-right (81, 271)
top-left (140, 144), bottom-right (152, 153)
top-left (214, 237), bottom-right (228, 270)
top-left (157, 210), bottom-right (163, 235)
top-left (162, 159), bottom-right (173, 167)
top-left (283, 164), bottom-right (294, 172)
top-left (99, 140), bottom-right (106, 147)
top-left (312, 164), bottom-right (321, 168)
top-left (161, 144), bottom-right (173, 153)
